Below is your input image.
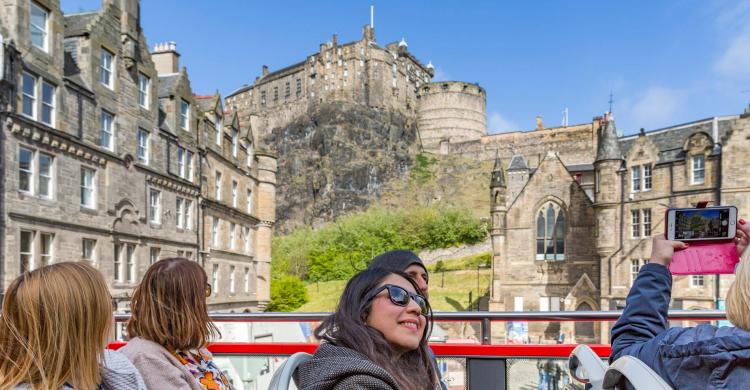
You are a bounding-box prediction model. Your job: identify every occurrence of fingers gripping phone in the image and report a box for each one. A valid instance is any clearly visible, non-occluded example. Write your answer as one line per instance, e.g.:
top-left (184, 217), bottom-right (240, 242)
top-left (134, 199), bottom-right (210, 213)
top-left (666, 206), bottom-right (739, 275)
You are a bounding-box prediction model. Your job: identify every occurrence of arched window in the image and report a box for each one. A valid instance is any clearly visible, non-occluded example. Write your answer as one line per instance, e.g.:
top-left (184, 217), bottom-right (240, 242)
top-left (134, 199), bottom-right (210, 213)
top-left (536, 203), bottom-right (566, 261)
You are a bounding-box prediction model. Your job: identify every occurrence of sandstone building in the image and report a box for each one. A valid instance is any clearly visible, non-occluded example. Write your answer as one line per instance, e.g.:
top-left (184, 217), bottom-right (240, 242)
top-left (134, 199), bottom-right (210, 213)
top-left (0, 0), bottom-right (276, 312)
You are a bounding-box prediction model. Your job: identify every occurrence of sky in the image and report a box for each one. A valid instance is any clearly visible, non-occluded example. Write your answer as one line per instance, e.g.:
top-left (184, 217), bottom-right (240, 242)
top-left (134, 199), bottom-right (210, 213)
top-left (60, 0), bottom-right (750, 135)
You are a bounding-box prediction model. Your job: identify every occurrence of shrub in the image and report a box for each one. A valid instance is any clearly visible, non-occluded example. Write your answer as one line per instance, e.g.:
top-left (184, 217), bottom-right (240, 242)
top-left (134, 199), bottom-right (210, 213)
top-left (266, 275), bottom-right (308, 312)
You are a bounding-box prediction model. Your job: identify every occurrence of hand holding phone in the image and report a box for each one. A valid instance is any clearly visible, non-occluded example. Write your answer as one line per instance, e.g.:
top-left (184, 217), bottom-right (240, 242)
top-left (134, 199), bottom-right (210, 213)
top-left (665, 206), bottom-right (740, 275)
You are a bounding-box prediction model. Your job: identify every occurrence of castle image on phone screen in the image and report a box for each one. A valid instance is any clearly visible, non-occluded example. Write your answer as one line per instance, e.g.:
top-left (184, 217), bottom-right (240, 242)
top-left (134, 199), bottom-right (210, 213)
top-left (675, 209), bottom-right (730, 239)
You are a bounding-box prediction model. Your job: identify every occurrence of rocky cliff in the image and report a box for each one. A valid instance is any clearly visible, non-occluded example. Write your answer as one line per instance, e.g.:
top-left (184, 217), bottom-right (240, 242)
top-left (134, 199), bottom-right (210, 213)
top-left (264, 102), bottom-right (420, 232)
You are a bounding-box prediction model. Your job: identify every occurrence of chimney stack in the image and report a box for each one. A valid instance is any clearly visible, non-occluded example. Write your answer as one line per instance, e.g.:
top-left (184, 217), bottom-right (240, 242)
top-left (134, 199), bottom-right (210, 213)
top-left (262, 65), bottom-right (269, 76)
top-left (536, 115), bottom-right (544, 131)
top-left (151, 42), bottom-right (180, 75)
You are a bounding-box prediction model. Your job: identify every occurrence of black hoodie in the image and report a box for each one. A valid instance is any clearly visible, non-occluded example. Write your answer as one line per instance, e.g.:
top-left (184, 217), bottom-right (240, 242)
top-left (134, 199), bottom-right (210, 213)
top-left (293, 343), bottom-right (401, 390)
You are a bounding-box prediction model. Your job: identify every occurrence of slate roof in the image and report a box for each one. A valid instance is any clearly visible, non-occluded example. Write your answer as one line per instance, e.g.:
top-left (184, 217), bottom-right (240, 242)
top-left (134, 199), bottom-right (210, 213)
top-left (617, 117), bottom-right (735, 164)
top-left (158, 74), bottom-right (180, 98)
top-left (64, 12), bottom-right (98, 37)
top-left (194, 95), bottom-right (217, 112)
top-left (595, 119), bottom-right (622, 162)
top-left (507, 155), bottom-right (529, 171)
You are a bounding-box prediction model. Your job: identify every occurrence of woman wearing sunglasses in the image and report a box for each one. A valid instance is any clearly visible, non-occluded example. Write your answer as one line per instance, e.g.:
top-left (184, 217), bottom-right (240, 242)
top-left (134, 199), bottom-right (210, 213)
top-left (294, 268), bottom-right (438, 390)
top-left (120, 257), bottom-right (233, 390)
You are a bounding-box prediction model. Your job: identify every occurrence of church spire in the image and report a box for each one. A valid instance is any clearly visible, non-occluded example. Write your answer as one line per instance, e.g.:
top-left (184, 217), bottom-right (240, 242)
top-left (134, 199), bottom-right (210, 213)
top-left (491, 150), bottom-right (505, 188)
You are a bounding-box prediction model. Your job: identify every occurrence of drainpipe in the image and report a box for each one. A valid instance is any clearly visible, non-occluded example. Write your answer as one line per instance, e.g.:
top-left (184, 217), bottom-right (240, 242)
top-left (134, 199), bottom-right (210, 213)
top-left (714, 117), bottom-right (722, 309)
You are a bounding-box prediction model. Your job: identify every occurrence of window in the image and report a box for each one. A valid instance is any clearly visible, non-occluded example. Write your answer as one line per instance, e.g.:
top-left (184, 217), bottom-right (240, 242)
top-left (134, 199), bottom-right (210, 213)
top-left (631, 210), bottom-right (641, 238)
top-left (150, 247), bottom-right (160, 264)
top-left (177, 147), bottom-right (185, 178)
top-left (273, 86), bottom-right (278, 102)
top-left (212, 264), bottom-right (219, 295)
top-left (247, 189), bottom-right (253, 214)
top-left (100, 110), bottom-right (114, 151)
top-left (630, 259), bottom-right (648, 284)
top-left (126, 244), bottom-right (136, 283)
top-left (643, 164), bottom-right (652, 190)
top-left (514, 297), bottom-right (524, 311)
top-left (231, 129), bottom-right (238, 157)
top-left (229, 223), bottom-right (236, 250)
top-left (692, 155), bottom-right (705, 185)
top-left (539, 296), bottom-right (560, 311)
top-left (100, 48), bottom-right (114, 88)
top-left (630, 166), bottom-right (641, 192)
top-left (80, 168), bottom-right (96, 208)
top-left (260, 90), bottom-right (266, 106)
top-left (244, 267), bottom-right (250, 293)
top-left (215, 172), bottom-right (222, 200)
top-left (22, 72), bottom-right (36, 118)
top-left (114, 244), bottom-right (122, 282)
top-left (82, 239), bottom-right (96, 263)
top-left (176, 197), bottom-right (185, 229)
top-left (244, 226), bottom-right (251, 254)
top-left (232, 180), bottom-right (238, 207)
top-left (137, 130), bottom-right (149, 164)
top-left (643, 209), bottom-right (652, 236)
top-left (179, 99), bottom-right (190, 131)
top-left (38, 233), bottom-right (53, 266)
top-left (214, 114), bottom-right (223, 145)
top-left (229, 265), bottom-right (236, 293)
top-left (535, 203), bottom-right (566, 261)
top-left (138, 73), bottom-right (150, 108)
top-left (18, 147), bottom-right (53, 198)
top-left (285, 82), bottom-right (290, 98)
top-left (20, 230), bottom-right (34, 272)
top-left (246, 142), bottom-right (254, 167)
top-left (19, 147), bottom-right (33, 193)
top-left (37, 153), bottom-right (52, 198)
top-left (691, 275), bottom-right (705, 288)
top-left (30, 2), bottom-right (49, 51)
top-left (41, 80), bottom-right (55, 125)
top-left (186, 151), bottom-right (193, 181)
top-left (212, 217), bottom-right (219, 247)
top-left (296, 79), bottom-right (302, 97)
top-left (185, 251), bottom-right (193, 260)
top-left (149, 189), bottom-right (161, 224)
top-left (185, 200), bottom-right (193, 231)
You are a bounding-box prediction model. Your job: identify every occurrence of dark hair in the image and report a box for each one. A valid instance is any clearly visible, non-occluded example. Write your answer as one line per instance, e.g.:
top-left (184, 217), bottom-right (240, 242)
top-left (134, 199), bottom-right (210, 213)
top-left (127, 258), bottom-right (219, 350)
top-left (315, 268), bottom-right (436, 390)
top-left (368, 249), bottom-right (426, 274)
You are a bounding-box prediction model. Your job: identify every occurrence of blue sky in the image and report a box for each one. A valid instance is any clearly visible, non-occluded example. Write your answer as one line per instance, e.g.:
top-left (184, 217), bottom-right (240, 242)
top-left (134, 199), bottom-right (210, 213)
top-left (61, 1), bottom-right (750, 135)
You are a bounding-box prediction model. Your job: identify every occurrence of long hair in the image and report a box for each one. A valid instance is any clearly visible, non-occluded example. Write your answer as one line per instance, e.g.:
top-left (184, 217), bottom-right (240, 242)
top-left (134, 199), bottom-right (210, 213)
top-left (0, 262), bottom-right (112, 390)
top-left (127, 257), bottom-right (218, 351)
top-left (315, 268), bottom-right (437, 390)
top-left (726, 256), bottom-right (750, 330)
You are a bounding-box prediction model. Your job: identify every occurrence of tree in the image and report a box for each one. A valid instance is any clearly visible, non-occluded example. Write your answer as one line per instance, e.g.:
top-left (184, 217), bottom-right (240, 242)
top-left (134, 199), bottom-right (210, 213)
top-left (266, 275), bottom-right (308, 312)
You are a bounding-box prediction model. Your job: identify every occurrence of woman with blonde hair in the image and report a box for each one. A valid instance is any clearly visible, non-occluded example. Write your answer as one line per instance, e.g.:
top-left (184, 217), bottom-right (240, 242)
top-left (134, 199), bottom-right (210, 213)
top-left (120, 257), bottom-right (233, 389)
top-left (0, 262), bottom-right (145, 390)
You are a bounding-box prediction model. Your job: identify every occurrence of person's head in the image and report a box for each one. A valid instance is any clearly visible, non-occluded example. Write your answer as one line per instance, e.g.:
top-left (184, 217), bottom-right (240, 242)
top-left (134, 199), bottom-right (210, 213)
top-left (726, 258), bottom-right (750, 330)
top-left (0, 262), bottom-right (112, 390)
top-left (315, 268), bottom-right (436, 390)
top-left (369, 249), bottom-right (430, 297)
top-left (127, 257), bottom-right (218, 351)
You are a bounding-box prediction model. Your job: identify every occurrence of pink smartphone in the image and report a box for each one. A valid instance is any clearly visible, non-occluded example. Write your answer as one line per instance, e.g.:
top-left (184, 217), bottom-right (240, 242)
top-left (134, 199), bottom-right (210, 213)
top-left (666, 206), bottom-right (739, 275)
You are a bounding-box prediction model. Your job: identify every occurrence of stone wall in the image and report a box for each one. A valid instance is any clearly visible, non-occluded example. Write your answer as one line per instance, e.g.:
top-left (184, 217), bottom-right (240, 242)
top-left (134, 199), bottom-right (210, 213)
top-left (417, 81), bottom-right (486, 152)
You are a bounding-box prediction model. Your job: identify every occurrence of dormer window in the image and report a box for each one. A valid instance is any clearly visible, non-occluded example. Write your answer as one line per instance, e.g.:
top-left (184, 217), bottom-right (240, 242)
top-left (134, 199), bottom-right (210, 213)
top-left (30, 2), bottom-right (49, 52)
top-left (231, 130), bottom-right (238, 157)
top-left (179, 99), bottom-right (190, 131)
top-left (691, 155), bottom-right (705, 185)
top-left (214, 114), bottom-right (223, 145)
top-left (630, 164), bottom-right (652, 192)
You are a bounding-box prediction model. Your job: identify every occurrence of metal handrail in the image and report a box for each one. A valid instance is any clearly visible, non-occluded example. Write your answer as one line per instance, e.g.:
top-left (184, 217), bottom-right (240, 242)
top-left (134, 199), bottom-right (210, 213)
top-left (114, 309), bottom-right (727, 322)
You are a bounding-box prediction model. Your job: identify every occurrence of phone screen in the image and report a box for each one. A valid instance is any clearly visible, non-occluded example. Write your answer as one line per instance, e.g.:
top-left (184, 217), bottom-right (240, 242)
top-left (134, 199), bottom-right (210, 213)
top-left (674, 208), bottom-right (731, 239)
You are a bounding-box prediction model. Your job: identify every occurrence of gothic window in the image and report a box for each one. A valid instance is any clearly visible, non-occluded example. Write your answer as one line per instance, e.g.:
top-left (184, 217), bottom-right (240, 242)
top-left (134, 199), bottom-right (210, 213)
top-left (536, 203), bottom-right (566, 261)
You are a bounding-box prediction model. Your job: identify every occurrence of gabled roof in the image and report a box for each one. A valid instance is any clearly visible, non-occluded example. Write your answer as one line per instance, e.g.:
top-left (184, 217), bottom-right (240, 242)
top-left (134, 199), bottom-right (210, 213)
top-left (194, 94), bottom-right (219, 113)
top-left (158, 74), bottom-right (181, 98)
top-left (507, 155), bottom-right (529, 171)
top-left (64, 11), bottom-right (99, 37)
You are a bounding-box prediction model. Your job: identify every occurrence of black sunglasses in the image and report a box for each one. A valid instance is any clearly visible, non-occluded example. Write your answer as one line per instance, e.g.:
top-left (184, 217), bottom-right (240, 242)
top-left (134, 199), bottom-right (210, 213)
top-left (363, 284), bottom-right (428, 316)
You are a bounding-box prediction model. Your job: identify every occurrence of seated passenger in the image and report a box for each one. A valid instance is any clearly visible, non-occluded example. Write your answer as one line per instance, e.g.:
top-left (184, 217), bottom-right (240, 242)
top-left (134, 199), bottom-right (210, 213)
top-left (610, 220), bottom-right (750, 389)
top-left (120, 258), bottom-right (233, 390)
top-left (368, 249), bottom-right (447, 389)
top-left (294, 268), bottom-right (438, 390)
top-left (0, 262), bottom-right (146, 390)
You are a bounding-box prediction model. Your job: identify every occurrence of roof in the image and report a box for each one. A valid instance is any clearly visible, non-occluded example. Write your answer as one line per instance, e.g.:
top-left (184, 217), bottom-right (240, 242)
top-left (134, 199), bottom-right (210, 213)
top-left (507, 155), bottom-right (529, 171)
top-left (158, 74), bottom-right (180, 98)
top-left (595, 119), bottom-right (622, 162)
top-left (194, 94), bottom-right (218, 112)
top-left (64, 12), bottom-right (98, 37)
top-left (566, 164), bottom-right (594, 172)
top-left (617, 116), bottom-right (736, 163)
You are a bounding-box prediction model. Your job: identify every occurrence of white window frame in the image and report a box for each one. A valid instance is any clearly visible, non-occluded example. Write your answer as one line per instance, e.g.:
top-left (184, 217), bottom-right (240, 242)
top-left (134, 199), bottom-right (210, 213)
top-left (247, 189), bottom-right (253, 214)
top-left (631, 210), bottom-right (641, 238)
top-left (179, 99), bottom-right (190, 131)
top-left (82, 238), bottom-right (96, 264)
top-left (114, 243), bottom-right (122, 282)
top-left (21, 71), bottom-right (37, 119)
top-left (20, 230), bottom-right (35, 272)
top-left (137, 129), bottom-right (149, 164)
top-left (186, 151), bottom-right (193, 181)
top-left (244, 226), bottom-right (251, 254)
top-left (39, 232), bottom-right (54, 266)
top-left (630, 259), bottom-right (641, 285)
top-left (690, 275), bottom-right (705, 288)
top-left (232, 180), bottom-right (238, 208)
top-left (138, 73), bottom-right (150, 108)
top-left (149, 189), bottom-right (161, 224)
top-left (80, 167), bottom-right (96, 209)
top-left (229, 223), bottom-right (236, 250)
top-left (643, 209), bottom-right (652, 236)
top-left (41, 80), bottom-right (55, 126)
top-left (100, 110), bottom-right (114, 151)
top-left (176, 197), bottom-right (185, 229)
top-left (30, 2), bottom-right (49, 52)
top-left (212, 264), bottom-right (219, 295)
top-left (37, 152), bottom-right (53, 199)
top-left (215, 114), bottom-right (223, 145)
top-left (100, 48), bottom-right (114, 89)
top-left (18, 147), bottom-right (34, 194)
top-left (643, 164), bottom-right (652, 191)
top-left (18, 147), bottom-right (54, 199)
top-left (231, 129), bottom-right (238, 157)
top-left (244, 267), bottom-right (250, 293)
top-left (185, 200), bottom-right (193, 231)
top-left (631, 166), bottom-right (641, 192)
top-left (177, 147), bottom-right (185, 178)
top-left (212, 217), bottom-right (219, 247)
top-left (126, 244), bottom-right (136, 283)
top-left (215, 172), bottom-right (222, 200)
top-left (150, 247), bottom-right (160, 264)
top-left (229, 265), bottom-right (236, 294)
top-left (691, 155), bottom-right (705, 185)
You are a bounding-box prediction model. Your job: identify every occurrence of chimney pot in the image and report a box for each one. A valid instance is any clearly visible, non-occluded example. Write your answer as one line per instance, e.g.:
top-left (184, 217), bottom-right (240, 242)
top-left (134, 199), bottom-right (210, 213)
top-left (151, 41), bottom-right (180, 75)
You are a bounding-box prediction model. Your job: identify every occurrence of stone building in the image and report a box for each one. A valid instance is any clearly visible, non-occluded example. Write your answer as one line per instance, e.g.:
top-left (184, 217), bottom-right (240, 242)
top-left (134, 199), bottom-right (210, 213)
top-left (0, 0), bottom-right (276, 312)
top-left (488, 111), bottom-right (750, 343)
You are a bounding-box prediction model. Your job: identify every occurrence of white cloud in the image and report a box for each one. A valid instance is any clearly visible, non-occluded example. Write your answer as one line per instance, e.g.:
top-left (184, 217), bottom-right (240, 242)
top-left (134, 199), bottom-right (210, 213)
top-left (714, 25), bottom-right (750, 80)
top-left (628, 87), bottom-right (684, 128)
top-left (488, 112), bottom-right (519, 133)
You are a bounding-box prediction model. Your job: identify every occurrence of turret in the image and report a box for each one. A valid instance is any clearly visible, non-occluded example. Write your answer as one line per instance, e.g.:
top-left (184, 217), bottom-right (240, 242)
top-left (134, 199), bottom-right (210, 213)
top-left (490, 150), bottom-right (507, 237)
top-left (593, 113), bottom-right (623, 205)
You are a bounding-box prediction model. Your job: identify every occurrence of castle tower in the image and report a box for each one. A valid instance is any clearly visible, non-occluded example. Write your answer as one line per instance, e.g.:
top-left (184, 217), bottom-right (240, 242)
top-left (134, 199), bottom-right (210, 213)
top-left (489, 151), bottom-right (507, 303)
top-left (417, 81), bottom-right (487, 153)
top-left (592, 113), bottom-right (623, 316)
